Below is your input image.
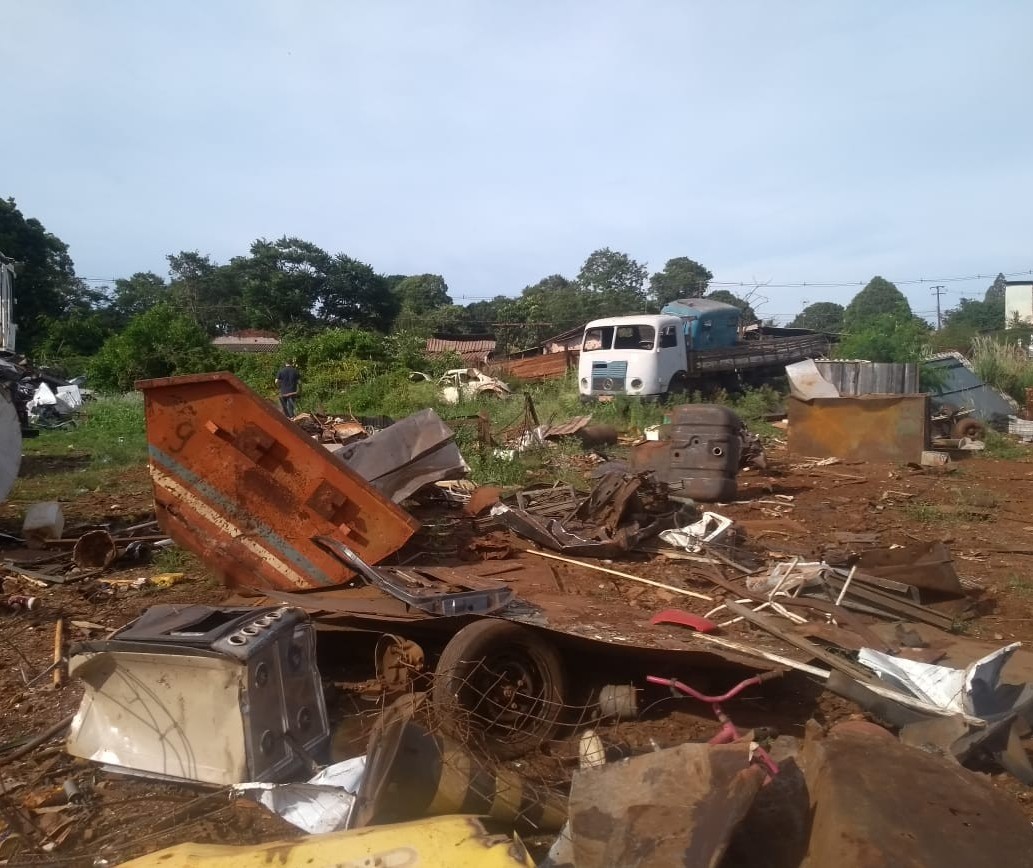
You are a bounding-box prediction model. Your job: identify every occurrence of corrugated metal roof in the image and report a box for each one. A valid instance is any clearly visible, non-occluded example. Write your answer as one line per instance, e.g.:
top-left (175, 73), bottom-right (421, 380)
top-left (212, 335), bottom-right (281, 353)
top-left (425, 337), bottom-right (496, 363)
top-left (925, 351), bottom-right (1020, 421)
top-left (814, 360), bottom-right (919, 395)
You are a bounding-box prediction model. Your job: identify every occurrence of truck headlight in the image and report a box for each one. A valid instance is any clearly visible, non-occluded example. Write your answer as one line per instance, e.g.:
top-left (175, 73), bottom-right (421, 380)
top-left (580, 378), bottom-right (588, 388)
top-left (630, 378), bottom-right (643, 389)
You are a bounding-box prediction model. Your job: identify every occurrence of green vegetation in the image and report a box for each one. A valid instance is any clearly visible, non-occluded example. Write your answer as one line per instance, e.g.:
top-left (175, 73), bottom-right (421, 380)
top-left (982, 429), bottom-right (1031, 461)
top-left (790, 302), bottom-right (844, 333)
top-left (970, 335), bottom-right (1033, 405)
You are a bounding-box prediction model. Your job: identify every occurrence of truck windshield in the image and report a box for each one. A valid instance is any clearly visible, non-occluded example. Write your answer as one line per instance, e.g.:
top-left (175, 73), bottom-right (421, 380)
top-left (583, 324), bottom-right (657, 351)
top-left (583, 326), bottom-right (614, 351)
top-left (614, 324), bottom-right (656, 350)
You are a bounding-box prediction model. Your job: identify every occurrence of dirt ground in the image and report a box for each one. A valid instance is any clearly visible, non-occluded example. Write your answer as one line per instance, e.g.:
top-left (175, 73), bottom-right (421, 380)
top-left (2, 443), bottom-right (1033, 864)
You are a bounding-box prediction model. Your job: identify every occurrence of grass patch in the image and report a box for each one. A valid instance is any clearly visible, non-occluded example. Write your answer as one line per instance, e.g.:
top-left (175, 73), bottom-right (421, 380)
top-left (24, 394), bottom-right (146, 468)
top-left (981, 430), bottom-right (1030, 462)
top-left (901, 500), bottom-right (949, 523)
top-left (1005, 575), bottom-right (1033, 596)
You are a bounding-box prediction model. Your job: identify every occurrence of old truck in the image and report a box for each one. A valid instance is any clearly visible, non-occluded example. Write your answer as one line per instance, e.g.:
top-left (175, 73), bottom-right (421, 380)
top-left (578, 298), bottom-right (828, 400)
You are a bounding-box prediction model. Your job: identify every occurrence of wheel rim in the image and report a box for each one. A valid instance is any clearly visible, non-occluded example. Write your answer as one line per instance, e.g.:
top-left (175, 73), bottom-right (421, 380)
top-left (456, 649), bottom-right (554, 743)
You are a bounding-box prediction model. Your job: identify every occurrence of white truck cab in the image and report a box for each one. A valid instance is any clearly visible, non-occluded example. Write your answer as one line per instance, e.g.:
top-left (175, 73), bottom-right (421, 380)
top-left (578, 314), bottom-right (685, 399)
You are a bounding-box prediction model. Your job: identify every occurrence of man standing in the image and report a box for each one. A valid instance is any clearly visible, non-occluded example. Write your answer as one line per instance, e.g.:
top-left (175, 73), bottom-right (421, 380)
top-left (274, 360), bottom-right (301, 417)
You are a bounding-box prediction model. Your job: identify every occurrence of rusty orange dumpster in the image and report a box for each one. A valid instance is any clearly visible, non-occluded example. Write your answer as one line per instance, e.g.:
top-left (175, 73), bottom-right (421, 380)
top-left (136, 372), bottom-right (420, 592)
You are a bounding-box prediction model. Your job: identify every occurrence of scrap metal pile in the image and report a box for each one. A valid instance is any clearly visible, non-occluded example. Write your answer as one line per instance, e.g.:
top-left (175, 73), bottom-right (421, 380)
top-left (2, 370), bottom-right (1033, 866)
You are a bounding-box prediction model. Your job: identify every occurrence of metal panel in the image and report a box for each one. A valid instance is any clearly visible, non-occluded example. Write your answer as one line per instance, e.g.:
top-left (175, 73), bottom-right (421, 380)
top-left (814, 361), bottom-right (919, 395)
top-left (787, 395), bottom-right (929, 463)
top-left (136, 372), bottom-right (419, 592)
top-left (925, 352), bottom-right (1020, 421)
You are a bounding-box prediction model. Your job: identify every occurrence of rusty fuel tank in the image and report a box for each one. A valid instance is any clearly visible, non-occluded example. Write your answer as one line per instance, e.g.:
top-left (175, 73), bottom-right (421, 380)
top-left (136, 372), bottom-right (420, 592)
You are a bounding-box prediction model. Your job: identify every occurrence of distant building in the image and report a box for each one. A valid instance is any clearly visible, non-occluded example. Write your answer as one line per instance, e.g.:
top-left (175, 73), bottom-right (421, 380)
top-left (425, 336), bottom-right (497, 366)
top-left (212, 329), bottom-right (281, 353)
top-left (1004, 281), bottom-right (1033, 327)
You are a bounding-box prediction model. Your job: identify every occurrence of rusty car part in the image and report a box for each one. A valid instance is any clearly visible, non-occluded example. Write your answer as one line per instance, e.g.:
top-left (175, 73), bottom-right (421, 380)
top-left (315, 536), bottom-right (515, 616)
top-left (786, 394), bottom-right (930, 464)
top-left (374, 634), bottom-right (425, 693)
top-left (136, 373), bottom-right (419, 592)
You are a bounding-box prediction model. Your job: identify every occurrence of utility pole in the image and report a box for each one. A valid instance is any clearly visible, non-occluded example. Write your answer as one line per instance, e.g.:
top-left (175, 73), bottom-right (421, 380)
top-left (931, 285), bottom-right (946, 330)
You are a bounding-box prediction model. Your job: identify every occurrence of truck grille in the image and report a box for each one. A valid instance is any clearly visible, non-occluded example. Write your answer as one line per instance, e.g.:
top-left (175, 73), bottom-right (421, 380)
top-left (591, 361), bottom-right (627, 392)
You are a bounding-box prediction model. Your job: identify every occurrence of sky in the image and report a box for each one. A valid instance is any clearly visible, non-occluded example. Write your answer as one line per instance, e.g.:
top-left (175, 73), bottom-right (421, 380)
top-left (5, 1), bottom-right (1033, 324)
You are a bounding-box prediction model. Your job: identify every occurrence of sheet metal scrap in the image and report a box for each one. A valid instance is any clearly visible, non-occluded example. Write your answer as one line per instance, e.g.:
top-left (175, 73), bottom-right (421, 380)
top-left (334, 408), bottom-right (469, 503)
top-left (136, 372), bottom-right (419, 592)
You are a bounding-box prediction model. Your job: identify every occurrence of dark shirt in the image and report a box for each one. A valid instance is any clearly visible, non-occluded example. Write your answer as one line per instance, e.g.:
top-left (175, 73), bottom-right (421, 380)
top-left (275, 367), bottom-right (301, 396)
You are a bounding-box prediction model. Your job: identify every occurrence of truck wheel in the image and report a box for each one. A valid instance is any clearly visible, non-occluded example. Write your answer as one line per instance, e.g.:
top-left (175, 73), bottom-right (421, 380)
top-left (665, 374), bottom-right (691, 401)
top-left (432, 620), bottom-right (565, 759)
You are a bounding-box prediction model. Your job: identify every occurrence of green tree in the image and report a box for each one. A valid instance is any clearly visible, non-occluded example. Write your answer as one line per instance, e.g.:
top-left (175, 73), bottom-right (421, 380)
top-left (789, 302), bottom-right (845, 332)
top-left (230, 237), bottom-right (328, 331)
top-left (844, 276), bottom-right (912, 329)
top-left (706, 290), bottom-right (758, 325)
top-left (576, 248), bottom-right (649, 314)
top-left (89, 303), bottom-right (221, 391)
top-left (649, 257), bottom-right (713, 308)
top-left (0, 198), bottom-right (78, 353)
top-left (317, 254), bottom-right (397, 330)
top-left (985, 272), bottom-right (1007, 304)
top-left (111, 271), bottom-right (168, 324)
top-left (393, 274), bottom-right (451, 318)
top-left (836, 313), bottom-right (930, 363)
top-left (167, 251), bottom-right (242, 334)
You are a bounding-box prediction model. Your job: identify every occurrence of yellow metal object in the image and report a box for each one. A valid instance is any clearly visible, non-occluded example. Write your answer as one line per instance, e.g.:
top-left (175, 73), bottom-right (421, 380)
top-left (121, 815), bottom-right (535, 867)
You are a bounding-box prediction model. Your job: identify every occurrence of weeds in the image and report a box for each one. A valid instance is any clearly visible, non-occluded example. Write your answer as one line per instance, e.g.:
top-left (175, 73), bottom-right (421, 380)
top-left (970, 335), bottom-right (1033, 404)
top-left (1005, 575), bottom-right (1033, 596)
top-left (24, 394), bottom-right (147, 469)
top-left (981, 430), bottom-right (1030, 461)
top-left (901, 500), bottom-right (948, 523)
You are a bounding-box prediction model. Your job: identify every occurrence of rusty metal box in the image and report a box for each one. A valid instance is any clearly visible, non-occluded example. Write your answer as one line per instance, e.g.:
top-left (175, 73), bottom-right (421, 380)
top-left (787, 395), bottom-right (929, 464)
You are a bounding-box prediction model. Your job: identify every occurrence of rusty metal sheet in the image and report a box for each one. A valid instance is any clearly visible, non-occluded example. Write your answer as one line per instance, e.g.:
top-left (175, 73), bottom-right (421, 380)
top-left (136, 372), bottom-right (420, 592)
top-left (787, 394), bottom-right (929, 464)
top-left (855, 541), bottom-right (963, 597)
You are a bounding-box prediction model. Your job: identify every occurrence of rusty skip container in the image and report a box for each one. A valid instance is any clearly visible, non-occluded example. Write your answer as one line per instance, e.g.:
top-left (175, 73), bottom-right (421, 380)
top-left (631, 404), bottom-right (742, 502)
top-left (137, 373), bottom-right (420, 592)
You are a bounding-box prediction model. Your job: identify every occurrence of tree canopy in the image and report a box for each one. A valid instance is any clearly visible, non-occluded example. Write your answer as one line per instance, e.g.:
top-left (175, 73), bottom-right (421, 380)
top-left (790, 302), bottom-right (845, 333)
top-left (0, 198), bottom-right (79, 353)
top-left (706, 289), bottom-right (758, 325)
top-left (649, 257), bottom-right (713, 308)
top-left (843, 276), bottom-right (912, 329)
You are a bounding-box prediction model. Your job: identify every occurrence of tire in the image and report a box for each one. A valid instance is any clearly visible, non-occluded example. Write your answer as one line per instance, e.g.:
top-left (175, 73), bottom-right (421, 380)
top-left (665, 373), bottom-right (692, 403)
top-left (951, 418), bottom-right (985, 440)
top-left (432, 619), bottom-right (565, 759)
